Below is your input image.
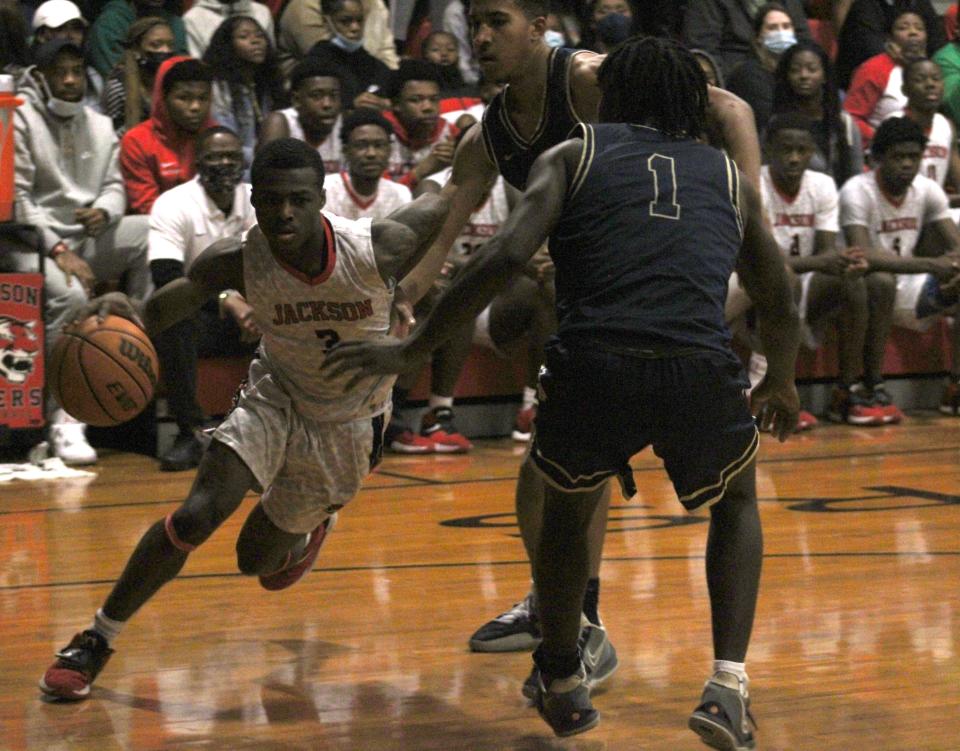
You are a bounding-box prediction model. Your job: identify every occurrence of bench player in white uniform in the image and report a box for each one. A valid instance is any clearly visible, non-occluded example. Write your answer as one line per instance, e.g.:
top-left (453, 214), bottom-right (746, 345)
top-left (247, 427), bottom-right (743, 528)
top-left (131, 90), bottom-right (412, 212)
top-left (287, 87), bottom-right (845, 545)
top-left (887, 59), bottom-right (960, 194)
top-left (322, 109), bottom-right (412, 221)
top-left (840, 117), bottom-right (960, 422)
top-left (38, 138), bottom-right (449, 701)
top-left (260, 59), bottom-right (344, 173)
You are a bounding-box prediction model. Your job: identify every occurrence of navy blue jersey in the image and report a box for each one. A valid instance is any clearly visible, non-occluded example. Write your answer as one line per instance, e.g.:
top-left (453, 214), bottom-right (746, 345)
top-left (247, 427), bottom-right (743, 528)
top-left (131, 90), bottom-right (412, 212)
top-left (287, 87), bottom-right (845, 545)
top-left (550, 123), bottom-right (743, 354)
top-left (481, 47), bottom-right (584, 190)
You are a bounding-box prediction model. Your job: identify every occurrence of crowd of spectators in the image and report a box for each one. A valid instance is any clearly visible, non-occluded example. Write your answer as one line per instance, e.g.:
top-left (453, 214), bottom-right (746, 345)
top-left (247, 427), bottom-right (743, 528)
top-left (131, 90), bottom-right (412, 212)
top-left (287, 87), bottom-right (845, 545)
top-left (4, 0), bottom-right (960, 469)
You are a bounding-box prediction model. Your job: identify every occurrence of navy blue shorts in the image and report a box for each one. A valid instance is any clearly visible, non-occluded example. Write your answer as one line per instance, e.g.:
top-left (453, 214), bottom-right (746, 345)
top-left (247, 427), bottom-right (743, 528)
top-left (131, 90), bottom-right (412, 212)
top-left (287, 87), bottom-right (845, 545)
top-left (530, 340), bottom-right (759, 511)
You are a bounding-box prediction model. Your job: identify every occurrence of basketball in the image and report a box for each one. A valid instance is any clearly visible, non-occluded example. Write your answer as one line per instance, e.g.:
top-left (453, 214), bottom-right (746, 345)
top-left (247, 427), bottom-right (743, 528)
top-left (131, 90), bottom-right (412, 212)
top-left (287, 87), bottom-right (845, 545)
top-left (47, 315), bottom-right (159, 427)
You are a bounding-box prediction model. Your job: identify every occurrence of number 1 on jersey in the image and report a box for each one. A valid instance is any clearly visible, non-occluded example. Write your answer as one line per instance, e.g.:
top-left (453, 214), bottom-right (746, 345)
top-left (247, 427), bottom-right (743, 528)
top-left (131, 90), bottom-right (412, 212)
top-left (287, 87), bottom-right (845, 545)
top-left (647, 154), bottom-right (681, 220)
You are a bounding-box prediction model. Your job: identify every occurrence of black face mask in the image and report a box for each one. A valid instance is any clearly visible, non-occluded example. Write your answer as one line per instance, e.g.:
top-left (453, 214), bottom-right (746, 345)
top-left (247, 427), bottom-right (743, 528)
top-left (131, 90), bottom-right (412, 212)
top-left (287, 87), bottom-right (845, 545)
top-left (199, 161), bottom-right (245, 194)
top-left (137, 50), bottom-right (173, 75)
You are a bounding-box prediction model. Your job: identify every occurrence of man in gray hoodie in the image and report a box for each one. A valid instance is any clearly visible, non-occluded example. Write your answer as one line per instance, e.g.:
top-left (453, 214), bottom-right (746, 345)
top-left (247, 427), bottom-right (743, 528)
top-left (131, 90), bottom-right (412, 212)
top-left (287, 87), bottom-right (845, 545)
top-left (183, 0), bottom-right (275, 59)
top-left (14, 38), bottom-right (150, 465)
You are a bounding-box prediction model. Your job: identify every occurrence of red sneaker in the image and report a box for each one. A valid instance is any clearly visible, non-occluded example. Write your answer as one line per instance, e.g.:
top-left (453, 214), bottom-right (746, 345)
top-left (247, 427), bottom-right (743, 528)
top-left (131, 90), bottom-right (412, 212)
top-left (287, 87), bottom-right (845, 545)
top-left (259, 514), bottom-right (336, 591)
top-left (387, 428), bottom-right (434, 454)
top-left (420, 407), bottom-right (473, 453)
top-left (39, 630), bottom-right (113, 701)
top-left (512, 406), bottom-right (536, 442)
top-left (795, 410), bottom-right (818, 431)
top-left (870, 385), bottom-right (903, 424)
top-left (827, 385), bottom-right (884, 426)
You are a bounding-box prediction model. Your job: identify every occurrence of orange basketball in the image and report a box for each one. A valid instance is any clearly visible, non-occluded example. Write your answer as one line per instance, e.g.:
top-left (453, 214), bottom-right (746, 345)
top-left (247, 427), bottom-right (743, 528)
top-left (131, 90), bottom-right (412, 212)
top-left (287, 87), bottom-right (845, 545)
top-left (48, 315), bottom-right (158, 427)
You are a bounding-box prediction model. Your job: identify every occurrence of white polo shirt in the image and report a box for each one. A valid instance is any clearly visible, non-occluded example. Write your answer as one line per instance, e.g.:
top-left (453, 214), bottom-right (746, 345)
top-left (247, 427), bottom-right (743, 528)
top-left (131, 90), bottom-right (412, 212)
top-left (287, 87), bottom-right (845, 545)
top-left (148, 177), bottom-right (257, 271)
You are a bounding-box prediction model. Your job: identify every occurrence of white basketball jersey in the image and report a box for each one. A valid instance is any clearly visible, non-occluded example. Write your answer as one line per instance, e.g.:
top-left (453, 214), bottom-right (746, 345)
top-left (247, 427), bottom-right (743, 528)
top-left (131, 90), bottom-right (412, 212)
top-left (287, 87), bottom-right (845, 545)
top-left (839, 171), bottom-right (951, 257)
top-left (322, 172), bottom-right (412, 221)
top-left (888, 110), bottom-right (952, 187)
top-left (447, 174), bottom-right (510, 256)
top-left (281, 107), bottom-right (343, 174)
top-left (760, 166), bottom-right (839, 258)
top-left (243, 213), bottom-right (394, 421)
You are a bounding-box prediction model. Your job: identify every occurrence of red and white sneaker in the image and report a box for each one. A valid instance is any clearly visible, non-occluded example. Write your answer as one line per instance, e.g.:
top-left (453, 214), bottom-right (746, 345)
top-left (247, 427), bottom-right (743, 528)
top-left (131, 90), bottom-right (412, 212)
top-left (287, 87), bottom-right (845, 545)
top-left (939, 380), bottom-right (960, 416)
top-left (827, 384), bottom-right (884, 426)
top-left (870, 384), bottom-right (903, 424)
top-left (40, 630), bottom-right (114, 701)
top-left (795, 410), bottom-right (818, 431)
top-left (385, 421), bottom-right (434, 454)
top-left (420, 407), bottom-right (473, 453)
top-left (259, 514), bottom-right (336, 591)
top-left (512, 405), bottom-right (536, 442)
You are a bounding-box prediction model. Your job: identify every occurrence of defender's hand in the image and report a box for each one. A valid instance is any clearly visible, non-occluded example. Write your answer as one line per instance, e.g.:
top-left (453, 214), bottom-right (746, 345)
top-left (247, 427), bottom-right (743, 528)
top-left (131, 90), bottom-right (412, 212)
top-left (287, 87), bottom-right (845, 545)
top-left (750, 376), bottom-right (800, 442)
top-left (324, 339), bottom-right (427, 392)
top-left (67, 291), bottom-right (144, 330)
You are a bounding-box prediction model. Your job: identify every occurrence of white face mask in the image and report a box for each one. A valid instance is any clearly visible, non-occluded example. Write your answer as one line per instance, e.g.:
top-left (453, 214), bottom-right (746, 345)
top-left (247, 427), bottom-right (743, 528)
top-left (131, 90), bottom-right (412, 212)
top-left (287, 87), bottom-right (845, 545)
top-left (331, 32), bottom-right (364, 53)
top-left (762, 29), bottom-right (797, 54)
top-left (37, 70), bottom-right (84, 118)
top-left (544, 30), bottom-right (565, 48)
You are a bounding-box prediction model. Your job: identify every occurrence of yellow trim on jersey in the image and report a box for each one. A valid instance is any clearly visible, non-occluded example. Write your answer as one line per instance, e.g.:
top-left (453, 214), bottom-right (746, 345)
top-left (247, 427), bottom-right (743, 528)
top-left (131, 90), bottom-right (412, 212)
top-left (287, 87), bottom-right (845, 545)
top-left (724, 153), bottom-right (744, 239)
top-left (678, 426), bottom-right (759, 509)
top-left (567, 123), bottom-right (595, 201)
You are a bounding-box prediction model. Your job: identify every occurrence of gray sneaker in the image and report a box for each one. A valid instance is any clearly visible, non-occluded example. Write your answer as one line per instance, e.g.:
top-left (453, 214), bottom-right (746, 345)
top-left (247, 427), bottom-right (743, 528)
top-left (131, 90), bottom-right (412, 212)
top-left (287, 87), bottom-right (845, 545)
top-left (534, 663), bottom-right (599, 737)
top-left (468, 591), bottom-right (541, 652)
top-left (688, 672), bottom-right (757, 750)
top-left (522, 615), bottom-right (618, 699)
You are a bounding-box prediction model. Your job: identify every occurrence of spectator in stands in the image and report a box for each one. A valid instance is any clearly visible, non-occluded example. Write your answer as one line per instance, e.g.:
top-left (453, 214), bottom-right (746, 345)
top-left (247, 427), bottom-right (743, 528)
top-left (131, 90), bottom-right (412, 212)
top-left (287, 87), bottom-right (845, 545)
top-left (148, 126), bottom-right (258, 470)
top-left (844, 9), bottom-right (926, 147)
top-left (32, 0), bottom-right (104, 112)
top-left (691, 48), bottom-right (725, 88)
top-left (0, 1), bottom-right (31, 74)
top-left (88, 0), bottom-right (187, 78)
top-left (441, 0), bottom-right (479, 85)
top-left (836, 0), bottom-right (944, 89)
top-left (839, 117), bottom-right (960, 423)
top-left (752, 115), bottom-right (869, 428)
top-left (889, 58), bottom-right (960, 195)
top-left (14, 39), bottom-right (150, 465)
top-left (383, 59), bottom-right (459, 189)
top-left (203, 16), bottom-right (285, 179)
top-left (305, 0), bottom-right (393, 110)
top-left (322, 109), bottom-right (412, 220)
top-left (101, 17), bottom-right (174, 136)
top-left (683, 0), bottom-right (811, 75)
top-left (772, 41), bottom-right (863, 185)
top-left (933, 23), bottom-right (960, 126)
top-left (121, 57), bottom-right (215, 215)
top-left (183, 0), bottom-right (274, 59)
top-left (727, 3), bottom-right (800, 130)
top-left (579, 0), bottom-right (633, 52)
top-left (260, 60), bottom-right (343, 173)
top-left (278, 0), bottom-right (397, 76)
top-left (422, 30), bottom-right (478, 100)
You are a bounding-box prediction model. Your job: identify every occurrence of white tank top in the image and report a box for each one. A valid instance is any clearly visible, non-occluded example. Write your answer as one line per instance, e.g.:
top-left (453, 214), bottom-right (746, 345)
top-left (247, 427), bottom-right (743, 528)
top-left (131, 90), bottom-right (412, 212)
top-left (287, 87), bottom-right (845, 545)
top-left (243, 213), bottom-right (394, 422)
top-left (448, 175), bottom-right (510, 257)
top-left (760, 166), bottom-right (839, 259)
top-left (322, 172), bottom-right (413, 221)
top-left (280, 107), bottom-right (343, 174)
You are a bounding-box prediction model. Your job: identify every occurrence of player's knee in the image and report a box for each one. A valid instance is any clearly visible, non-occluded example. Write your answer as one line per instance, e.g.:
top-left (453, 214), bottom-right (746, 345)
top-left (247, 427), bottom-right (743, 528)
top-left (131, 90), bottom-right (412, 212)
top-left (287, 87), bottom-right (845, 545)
top-left (166, 497), bottom-right (224, 550)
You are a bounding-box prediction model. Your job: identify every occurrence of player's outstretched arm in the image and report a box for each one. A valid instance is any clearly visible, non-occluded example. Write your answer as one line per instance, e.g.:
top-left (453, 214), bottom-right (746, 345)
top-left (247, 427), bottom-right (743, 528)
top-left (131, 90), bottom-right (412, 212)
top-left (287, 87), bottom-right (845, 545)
top-left (324, 140), bottom-right (579, 389)
top-left (371, 193), bottom-right (450, 286)
top-left (395, 125), bottom-right (499, 304)
top-left (708, 87), bottom-right (761, 192)
top-left (143, 237), bottom-right (245, 337)
top-left (736, 173), bottom-right (801, 440)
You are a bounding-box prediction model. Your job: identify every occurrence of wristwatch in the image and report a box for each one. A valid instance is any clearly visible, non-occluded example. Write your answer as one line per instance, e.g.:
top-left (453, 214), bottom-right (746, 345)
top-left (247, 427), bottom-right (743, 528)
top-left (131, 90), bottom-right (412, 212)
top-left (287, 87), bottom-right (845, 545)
top-left (218, 289), bottom-right (240, 317)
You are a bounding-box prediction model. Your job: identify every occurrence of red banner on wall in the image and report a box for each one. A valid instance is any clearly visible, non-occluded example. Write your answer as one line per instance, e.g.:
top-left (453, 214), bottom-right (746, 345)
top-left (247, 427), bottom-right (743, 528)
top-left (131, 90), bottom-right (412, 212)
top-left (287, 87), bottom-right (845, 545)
top-left (0, 273), bottom-right (44, 427)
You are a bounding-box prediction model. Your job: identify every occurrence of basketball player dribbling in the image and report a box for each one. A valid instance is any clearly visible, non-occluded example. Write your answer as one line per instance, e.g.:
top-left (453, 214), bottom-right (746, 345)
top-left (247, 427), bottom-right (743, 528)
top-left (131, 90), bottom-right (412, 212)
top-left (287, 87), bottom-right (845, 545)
top-left (326, 37), bottom-right (801, 749)
top-left (38, 138), bottom-right (448, 701)
top-left (395, 0), bottom-right (765, 691)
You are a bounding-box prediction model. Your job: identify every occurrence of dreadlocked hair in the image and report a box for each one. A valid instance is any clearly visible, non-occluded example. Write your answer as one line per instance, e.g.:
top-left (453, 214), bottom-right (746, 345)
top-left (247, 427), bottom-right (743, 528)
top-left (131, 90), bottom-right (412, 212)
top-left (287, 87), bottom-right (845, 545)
top-left (596, 35), bottom-right (707, 139)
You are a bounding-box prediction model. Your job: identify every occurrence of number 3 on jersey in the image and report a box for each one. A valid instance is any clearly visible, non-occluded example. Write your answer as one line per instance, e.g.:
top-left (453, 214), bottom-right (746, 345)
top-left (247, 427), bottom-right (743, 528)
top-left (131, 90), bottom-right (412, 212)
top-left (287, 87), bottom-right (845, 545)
top-left (315, 329), bottom-right (341, 351)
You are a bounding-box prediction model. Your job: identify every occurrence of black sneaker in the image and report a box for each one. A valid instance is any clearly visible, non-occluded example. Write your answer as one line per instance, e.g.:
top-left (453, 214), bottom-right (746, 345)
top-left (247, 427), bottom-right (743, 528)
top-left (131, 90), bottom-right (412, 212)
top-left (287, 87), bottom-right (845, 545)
top-left (522, 615), bottom-right (618, 699)
top-left (468, 591), bottom-right (541, 652)
top-left (160, 431), bottom-right (204, 472)
top-left (534, 664), bottom-right (600, 737)
top-left (688, 672), bottom-right (757, 750)
top-left (39, 630), bottom-right (114, 701)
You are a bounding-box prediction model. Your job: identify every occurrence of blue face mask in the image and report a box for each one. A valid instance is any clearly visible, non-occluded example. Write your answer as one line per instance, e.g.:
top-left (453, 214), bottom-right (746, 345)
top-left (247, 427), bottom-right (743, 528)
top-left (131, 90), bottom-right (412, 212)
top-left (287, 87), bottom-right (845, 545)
top-left (762, 29), bottom-right (797, 54)
top-left (331, 33), bottom-right (364, 53)
top-left (543, 30), bottom-right (565, 48)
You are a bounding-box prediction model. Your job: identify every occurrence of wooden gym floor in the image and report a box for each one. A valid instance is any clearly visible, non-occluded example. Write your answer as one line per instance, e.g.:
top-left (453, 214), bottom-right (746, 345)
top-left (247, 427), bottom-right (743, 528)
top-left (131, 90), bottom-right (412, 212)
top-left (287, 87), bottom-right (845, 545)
top-left (0, 416), bottom-right (958, 750)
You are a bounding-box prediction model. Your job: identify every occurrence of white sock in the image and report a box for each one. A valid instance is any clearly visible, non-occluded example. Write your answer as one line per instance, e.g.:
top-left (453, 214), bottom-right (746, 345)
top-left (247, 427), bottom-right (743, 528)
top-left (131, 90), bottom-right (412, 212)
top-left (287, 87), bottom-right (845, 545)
top-left (713, 660), bottom-right (748, 692)
top-left (92, 608), bottom-right (125, 645)
top-left (522, 386), bottom-right (537, 410)
top-left (428, 394), bottom-right (454, 410)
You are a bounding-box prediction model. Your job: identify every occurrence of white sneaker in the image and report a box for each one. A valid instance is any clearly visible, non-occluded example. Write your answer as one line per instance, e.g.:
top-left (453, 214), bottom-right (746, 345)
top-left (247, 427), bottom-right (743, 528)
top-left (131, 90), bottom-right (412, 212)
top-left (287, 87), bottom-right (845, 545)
top-left (49, 409), bottom-right (97, 465)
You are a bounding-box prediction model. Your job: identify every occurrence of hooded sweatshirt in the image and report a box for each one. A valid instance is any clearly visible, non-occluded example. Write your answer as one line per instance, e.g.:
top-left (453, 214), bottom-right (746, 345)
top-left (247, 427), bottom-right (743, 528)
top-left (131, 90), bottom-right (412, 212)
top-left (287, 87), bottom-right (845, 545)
top-left (184, 0), bottom-right (275, 58)
top-left (87, 0), bottom-right (188, 78)
top-left (120, 56), bottom-right (217, 215)
top-left (14, 66), bottom-right (127, 252)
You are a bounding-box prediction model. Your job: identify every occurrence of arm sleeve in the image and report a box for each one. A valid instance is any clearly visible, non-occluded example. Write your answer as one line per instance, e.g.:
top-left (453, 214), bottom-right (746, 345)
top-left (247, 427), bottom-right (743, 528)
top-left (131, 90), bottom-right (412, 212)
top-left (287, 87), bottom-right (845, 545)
top-left (843, 58), bottom-right (886, 143)
top-left (148, 195), bottom-right (190, 265)
top-left (91, 137), bottom-right (128, 220)
top-left (119, 132), bottom-right (160, 215)
top-left (13, 112), bottom-right (61, 251)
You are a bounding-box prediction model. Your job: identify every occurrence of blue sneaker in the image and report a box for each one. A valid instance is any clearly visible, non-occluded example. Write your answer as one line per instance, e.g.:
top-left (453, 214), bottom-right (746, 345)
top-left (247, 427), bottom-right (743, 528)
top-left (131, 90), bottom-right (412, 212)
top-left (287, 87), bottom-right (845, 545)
top-left (688, 672), bottom-right (757, 750)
